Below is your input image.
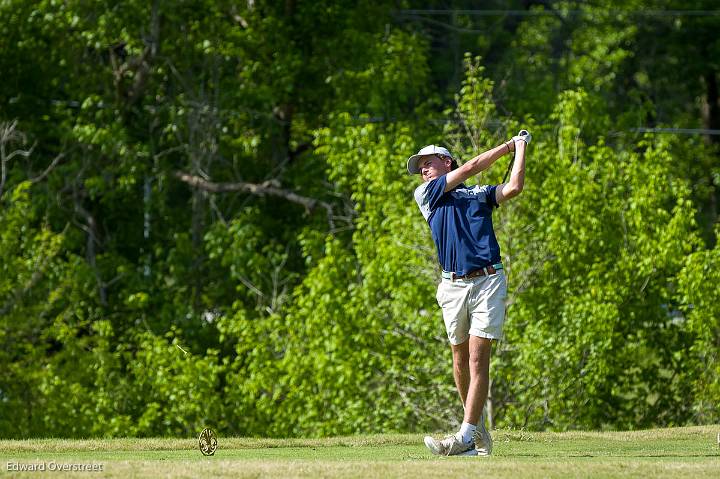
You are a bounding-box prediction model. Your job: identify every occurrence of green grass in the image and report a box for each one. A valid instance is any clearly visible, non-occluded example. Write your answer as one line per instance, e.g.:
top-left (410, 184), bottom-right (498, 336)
top-left (1, 426), bottom-right (719, 478)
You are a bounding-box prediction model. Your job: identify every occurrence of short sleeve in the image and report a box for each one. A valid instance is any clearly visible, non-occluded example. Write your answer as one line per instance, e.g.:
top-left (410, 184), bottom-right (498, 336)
top-left (477, 184), bottom-right (499, 208)
top-left (414, 176), bottom-right (447, 221)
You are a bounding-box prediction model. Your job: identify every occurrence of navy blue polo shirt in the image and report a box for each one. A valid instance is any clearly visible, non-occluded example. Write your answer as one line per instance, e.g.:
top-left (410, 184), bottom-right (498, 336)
top-left (414, 175), bottom-right (500, 276)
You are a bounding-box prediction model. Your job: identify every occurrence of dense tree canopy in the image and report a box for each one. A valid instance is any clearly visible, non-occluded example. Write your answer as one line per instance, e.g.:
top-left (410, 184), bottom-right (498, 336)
top-left (1, 1), bottom-right (718, 438)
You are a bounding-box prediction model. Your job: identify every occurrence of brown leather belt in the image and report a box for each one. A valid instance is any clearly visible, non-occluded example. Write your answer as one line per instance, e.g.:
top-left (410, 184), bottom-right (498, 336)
top-left (442, 263), bottom-right (503, 281)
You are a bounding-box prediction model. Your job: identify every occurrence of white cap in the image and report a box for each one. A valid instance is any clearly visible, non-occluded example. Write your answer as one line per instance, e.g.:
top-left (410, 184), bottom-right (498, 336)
top-left (406, 145), bottom-right (453, 174)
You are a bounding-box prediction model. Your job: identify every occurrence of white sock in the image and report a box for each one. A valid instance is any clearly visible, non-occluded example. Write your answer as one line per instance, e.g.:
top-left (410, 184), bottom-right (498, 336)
top-left (458, 421), bottom-right (477, 444)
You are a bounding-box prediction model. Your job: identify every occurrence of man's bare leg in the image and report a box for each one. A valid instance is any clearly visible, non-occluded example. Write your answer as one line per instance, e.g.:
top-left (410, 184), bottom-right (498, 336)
top-left (423, 339), bottom-right (478, 456)
top-left (463, 335), bottom-right (492, 424)
top-left (450, 340), bottom-right (470, 408)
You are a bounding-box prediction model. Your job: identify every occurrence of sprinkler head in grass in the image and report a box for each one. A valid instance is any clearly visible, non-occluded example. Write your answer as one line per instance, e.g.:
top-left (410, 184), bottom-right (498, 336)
top-left (199, 428), bottom-right (218, 456)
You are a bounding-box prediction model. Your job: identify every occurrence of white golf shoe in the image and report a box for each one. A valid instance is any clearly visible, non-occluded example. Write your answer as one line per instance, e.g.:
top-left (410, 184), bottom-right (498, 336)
top-left (423, 434), bottom-right (477, 456)
top-left (473, 416), bottom-right (493, 456)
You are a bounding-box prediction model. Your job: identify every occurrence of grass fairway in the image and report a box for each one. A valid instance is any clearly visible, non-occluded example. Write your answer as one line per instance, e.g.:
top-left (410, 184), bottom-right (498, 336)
top-left (1, 426), bottom-right (718, 478)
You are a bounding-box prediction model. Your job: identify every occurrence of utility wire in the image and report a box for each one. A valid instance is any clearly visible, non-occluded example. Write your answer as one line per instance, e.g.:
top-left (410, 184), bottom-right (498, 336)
top-left (630, 127), bottom-right (720, 135)
top-left (398, 9), bottom-right (720, 17)
top-left (353, 117), bottom-right (720, 136)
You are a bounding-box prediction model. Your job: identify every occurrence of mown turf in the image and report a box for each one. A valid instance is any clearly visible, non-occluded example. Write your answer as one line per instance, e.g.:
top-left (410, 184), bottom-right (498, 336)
top-left (1, 426), bottom-right (719, 478)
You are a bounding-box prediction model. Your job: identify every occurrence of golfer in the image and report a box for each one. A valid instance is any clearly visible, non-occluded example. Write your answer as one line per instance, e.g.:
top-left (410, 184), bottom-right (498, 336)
top-left (408, 130), bottom-right (530, 456)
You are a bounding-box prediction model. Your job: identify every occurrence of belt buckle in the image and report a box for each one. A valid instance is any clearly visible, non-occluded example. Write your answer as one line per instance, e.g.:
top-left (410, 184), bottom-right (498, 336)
top-left (472, 266), bottom-right (494, 278)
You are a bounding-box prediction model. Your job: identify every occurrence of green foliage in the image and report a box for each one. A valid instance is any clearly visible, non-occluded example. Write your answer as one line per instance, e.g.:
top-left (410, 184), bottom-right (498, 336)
top-left (0, 182), bottom-right (82, 436)
top-left (443, 54), bottom-right (501, 165)
top-left (494, 98), bottom-right (704, 429)
top-left (677, 231), bottom-right (720, 423)
top-left (1, 0), bottom-right (719, 439)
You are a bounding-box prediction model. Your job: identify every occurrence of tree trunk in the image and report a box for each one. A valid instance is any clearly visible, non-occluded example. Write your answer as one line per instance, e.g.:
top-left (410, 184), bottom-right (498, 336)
top-left (702, 70), bottom-right (720, 144)
top-left (701, 70), bottom-right (719, 245)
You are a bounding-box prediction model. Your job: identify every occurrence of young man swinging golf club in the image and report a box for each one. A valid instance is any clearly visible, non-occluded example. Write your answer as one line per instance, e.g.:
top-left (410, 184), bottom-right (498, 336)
top-left (408, 130), bottom-right (530, 456)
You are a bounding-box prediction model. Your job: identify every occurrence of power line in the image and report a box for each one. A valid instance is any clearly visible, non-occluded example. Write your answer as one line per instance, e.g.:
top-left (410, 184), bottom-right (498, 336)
top-left (398, 9), bottom-right (720, 17)
top-left (631, 127), bottom-right (720, 135)
top-left (353, 117), bottom-right (720, 136)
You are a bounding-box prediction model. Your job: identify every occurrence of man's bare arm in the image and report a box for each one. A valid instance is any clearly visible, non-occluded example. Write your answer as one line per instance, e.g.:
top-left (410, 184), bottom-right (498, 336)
top-left (496, 137), bottom-right (527, 205)
top-left (444, 140), bottom-right (514, 192)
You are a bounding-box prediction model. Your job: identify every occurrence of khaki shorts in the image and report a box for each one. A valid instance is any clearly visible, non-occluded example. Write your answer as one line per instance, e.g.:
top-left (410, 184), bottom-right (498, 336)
top-left (436, 270), bottom-right (508, 345)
